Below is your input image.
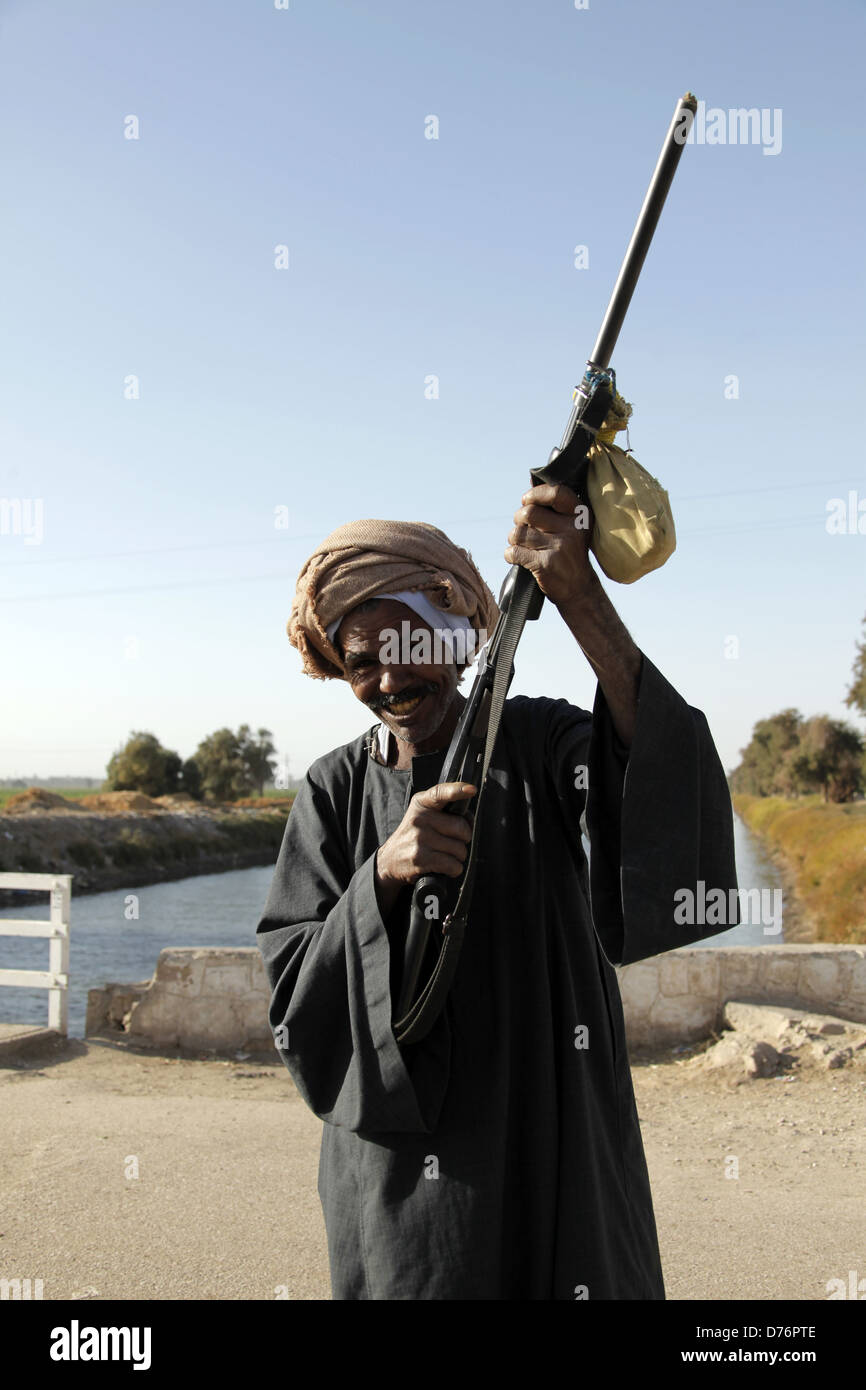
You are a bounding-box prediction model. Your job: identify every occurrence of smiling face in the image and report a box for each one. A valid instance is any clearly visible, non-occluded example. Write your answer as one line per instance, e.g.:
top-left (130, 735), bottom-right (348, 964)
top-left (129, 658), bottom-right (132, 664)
top-left (335, 598), bottom-right (466, 759)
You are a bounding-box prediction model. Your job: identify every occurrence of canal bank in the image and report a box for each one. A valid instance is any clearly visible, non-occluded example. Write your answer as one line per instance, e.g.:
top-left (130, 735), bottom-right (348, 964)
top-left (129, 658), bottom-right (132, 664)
top-left (0, 816), bottom-right (798, 1041)
top-left (0, 800), bottom-right (290, 906)
top-left (733, 795), bottom-right (866, 946)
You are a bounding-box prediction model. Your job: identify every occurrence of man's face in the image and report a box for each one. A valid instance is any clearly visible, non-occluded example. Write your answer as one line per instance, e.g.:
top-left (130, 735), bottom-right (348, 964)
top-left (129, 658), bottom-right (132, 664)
top-left (336, 598), bottom-right (463, 748)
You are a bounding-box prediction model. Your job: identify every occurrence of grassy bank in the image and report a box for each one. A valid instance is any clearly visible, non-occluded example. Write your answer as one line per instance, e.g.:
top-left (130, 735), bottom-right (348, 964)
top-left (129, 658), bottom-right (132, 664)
top-left (733, 794), bottom-right (866, 945)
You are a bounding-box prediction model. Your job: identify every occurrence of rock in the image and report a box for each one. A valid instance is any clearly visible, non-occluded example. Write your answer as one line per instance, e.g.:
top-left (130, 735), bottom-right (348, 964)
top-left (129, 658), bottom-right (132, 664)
top-left (723, 999), bottom-right (866, 1055)
top-left (704, 1033), bottom-right (779, 1078)
top-left (723, 1001), bottom-right (799, 1039)
top-left (811, 1043), bottom-right (853, 1070)
top-left (825, 1048), bottom-right (852, 1070)
top-left (743, 1041), bottom-right (779, 1078)
top-left (706, 1035), bottom-right (744, 1069)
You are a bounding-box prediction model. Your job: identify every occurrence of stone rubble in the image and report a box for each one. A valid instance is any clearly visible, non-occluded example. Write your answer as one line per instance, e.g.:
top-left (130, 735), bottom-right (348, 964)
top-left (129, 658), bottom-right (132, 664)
top-left (695, 999), bottom-right (866, 1080)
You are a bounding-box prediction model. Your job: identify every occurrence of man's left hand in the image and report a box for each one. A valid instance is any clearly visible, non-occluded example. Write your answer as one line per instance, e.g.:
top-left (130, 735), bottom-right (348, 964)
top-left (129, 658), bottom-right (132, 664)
top-left (505, 483), bottom-right (596, 609)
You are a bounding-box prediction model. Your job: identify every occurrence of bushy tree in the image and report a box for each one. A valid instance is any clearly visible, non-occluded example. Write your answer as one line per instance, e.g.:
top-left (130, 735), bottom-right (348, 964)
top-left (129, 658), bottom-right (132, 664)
top-left (845, 612), bottom-right (866, 720)
top-left (237, 725), bottom-right (277, 797)
top-left (192, 725), bottom-right (278, 801)
top-left (179, 757), bottom-right (203, 800)
top-left (192, 728), bottom-right (254, 802)
top-left (105, 732), bottom-right (182, 797)
top-left (105, 725), bottom-right (278, 804)
top-left (729, 710), bottom-right (803, 796)
top-left (786, 716), bottom-right (863, 803)
top-left (730, 711), bottom-right (864, 803)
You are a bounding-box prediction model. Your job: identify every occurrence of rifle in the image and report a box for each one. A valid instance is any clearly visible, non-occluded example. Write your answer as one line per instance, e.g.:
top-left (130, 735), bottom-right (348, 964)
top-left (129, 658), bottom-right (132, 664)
top-left (392, 93), bottom-right (698, 1046)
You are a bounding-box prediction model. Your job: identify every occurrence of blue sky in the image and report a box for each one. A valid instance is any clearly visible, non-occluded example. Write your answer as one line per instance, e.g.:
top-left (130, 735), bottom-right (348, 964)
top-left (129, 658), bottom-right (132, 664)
top-left (0, 0), bottom-right (863, 780)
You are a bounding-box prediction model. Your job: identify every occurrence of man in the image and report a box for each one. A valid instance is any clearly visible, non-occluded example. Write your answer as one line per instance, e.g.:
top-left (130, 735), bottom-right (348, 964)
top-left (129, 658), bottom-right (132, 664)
top-left (256, 482), bottom-right (739, 1300)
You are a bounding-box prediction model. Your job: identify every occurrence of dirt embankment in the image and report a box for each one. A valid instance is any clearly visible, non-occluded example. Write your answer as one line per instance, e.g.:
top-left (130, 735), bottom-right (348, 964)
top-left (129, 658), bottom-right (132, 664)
top-left (0, 789), bottom-right (294, 903)
top-left (733, 794), bottom-right (866, 946)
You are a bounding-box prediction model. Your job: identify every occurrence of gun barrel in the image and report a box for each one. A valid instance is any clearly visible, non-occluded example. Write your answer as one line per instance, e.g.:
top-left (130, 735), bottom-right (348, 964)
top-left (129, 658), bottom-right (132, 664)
top-left (590, 92), bottom-right (697, 372)
top-left (394, 93), bottom-right (697, 1042)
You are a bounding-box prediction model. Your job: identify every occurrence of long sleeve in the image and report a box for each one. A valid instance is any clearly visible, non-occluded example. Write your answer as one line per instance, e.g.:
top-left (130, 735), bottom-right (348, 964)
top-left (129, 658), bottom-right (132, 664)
top-left (585, 652), bottom-right (739, 965)
top-left (256, 770), bottom-right (450, 1135)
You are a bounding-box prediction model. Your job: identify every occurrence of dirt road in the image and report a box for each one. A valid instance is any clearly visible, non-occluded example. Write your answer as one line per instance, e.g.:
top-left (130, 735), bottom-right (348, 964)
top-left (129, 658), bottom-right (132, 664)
top-left (1, 1040), bottom-right (863, 1301)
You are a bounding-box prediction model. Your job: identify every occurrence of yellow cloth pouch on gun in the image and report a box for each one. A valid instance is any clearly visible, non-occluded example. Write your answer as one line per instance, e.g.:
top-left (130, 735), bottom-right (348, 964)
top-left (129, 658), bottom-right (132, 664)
top-left (585, 393), bottom-right (676, 584)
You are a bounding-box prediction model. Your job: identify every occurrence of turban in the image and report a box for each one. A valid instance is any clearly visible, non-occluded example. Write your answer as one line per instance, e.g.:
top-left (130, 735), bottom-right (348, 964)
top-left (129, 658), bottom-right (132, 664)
top-left (287, 518), bottom-right (500, 680)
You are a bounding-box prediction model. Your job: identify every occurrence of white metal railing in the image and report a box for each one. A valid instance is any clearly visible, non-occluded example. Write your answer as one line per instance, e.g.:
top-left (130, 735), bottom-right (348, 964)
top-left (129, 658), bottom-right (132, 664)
top-left (0, 873), bottom-right (72, 1033)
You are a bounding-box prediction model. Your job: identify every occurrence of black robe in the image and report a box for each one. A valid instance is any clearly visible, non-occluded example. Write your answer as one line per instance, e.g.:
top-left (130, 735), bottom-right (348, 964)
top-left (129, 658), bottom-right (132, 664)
top-left (256, 653), bottom-right (739, 1300)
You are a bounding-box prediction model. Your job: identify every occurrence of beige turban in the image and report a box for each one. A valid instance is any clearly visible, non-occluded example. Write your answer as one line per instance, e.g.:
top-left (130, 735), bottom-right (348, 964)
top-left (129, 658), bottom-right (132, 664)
top-left (288, 518), bottom-right (500, 680)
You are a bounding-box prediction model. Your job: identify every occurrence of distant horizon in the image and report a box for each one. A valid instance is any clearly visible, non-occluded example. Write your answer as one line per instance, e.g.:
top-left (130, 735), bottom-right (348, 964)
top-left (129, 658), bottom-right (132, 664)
top-left (0, 774), bottom-right (304, 790)
top-left (4, 681), bottom-right (866, 786)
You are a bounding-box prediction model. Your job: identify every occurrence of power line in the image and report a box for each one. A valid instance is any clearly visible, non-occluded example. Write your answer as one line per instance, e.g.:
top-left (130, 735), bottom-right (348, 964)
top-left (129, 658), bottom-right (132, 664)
top-left (0, 515), bottom-right (842, 603)
top-left (0, 477), bottom-right (860, 570)
top-left (0, 569), bottom-right (297, 603)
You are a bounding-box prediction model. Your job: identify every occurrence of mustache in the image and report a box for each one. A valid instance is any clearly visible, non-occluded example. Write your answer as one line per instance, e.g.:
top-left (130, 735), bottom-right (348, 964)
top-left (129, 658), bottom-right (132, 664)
top-left (369, 682), bottom-right (438, 713)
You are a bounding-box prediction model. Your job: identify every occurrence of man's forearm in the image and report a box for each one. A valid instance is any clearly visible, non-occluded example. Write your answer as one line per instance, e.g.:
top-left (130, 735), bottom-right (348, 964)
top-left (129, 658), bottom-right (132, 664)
top-left (374, 849), bottom-right (405, 918)
top-left (555, 572), bottom-right (642, 746)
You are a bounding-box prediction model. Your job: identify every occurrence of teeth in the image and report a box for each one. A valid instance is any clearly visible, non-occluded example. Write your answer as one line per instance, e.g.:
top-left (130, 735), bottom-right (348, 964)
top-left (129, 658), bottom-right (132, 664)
top-left (389, 693), bottom-right (424, 715)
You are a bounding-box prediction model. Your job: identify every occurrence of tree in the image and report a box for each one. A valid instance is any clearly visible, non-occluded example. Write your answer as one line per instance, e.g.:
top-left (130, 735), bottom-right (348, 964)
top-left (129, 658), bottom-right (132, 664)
top-left (237, 725), bottom-right (277, 797)
top-left (785, 716), bottom-right (864, 803)
top-left (192, 725), bottom-right (278, 801)
top-left (845, 612), bottom-right (866, 720)
top-left (105, 732), bottom-right (182, 798)
top-left (179, 757), bottom-right (203, 800)
top-left (192, 728), bottom-right (253, 802)
top-left (728, 710), bottom-right (803, 796)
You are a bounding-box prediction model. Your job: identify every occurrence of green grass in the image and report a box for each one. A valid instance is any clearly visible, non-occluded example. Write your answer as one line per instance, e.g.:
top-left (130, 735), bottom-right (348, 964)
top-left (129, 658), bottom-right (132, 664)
top-left (64, 839), bottom-right (106, 869)
top-left (217, 813), bottom-right (287, 849)
top-left (110, 828), bottom-right (155, 867)
top-left (733, 794), bottom-right (866, 944)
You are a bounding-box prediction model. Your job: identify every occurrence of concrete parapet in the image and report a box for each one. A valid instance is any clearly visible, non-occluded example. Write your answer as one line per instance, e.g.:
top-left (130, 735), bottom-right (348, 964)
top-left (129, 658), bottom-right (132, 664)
top-left (617, 945), bottom-right (866, 1048)
top-left (84, 943), bottom-right (866, 1057)
top-left (85, 980), bottom-right (150, 1037)
top-left (87, 947), bottom-right (274, 1057)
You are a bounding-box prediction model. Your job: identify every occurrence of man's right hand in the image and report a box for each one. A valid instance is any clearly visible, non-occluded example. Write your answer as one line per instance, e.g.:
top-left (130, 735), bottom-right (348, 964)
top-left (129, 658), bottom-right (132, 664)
top-left (374, 782), bottom-right (476, 915)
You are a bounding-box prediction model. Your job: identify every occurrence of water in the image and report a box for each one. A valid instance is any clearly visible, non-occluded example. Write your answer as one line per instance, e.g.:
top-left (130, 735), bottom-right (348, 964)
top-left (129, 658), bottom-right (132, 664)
top-left (0, 866), bottom-right (275, 1038)
top-left (0, 815), bottom-right (786, 1037)
top-left (699, 813), bottom-right (787, 947)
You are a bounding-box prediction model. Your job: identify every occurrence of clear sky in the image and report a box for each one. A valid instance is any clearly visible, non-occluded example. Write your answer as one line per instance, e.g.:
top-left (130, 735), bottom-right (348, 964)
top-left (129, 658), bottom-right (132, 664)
top-left (1, 0), bottom-right (863, 781)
